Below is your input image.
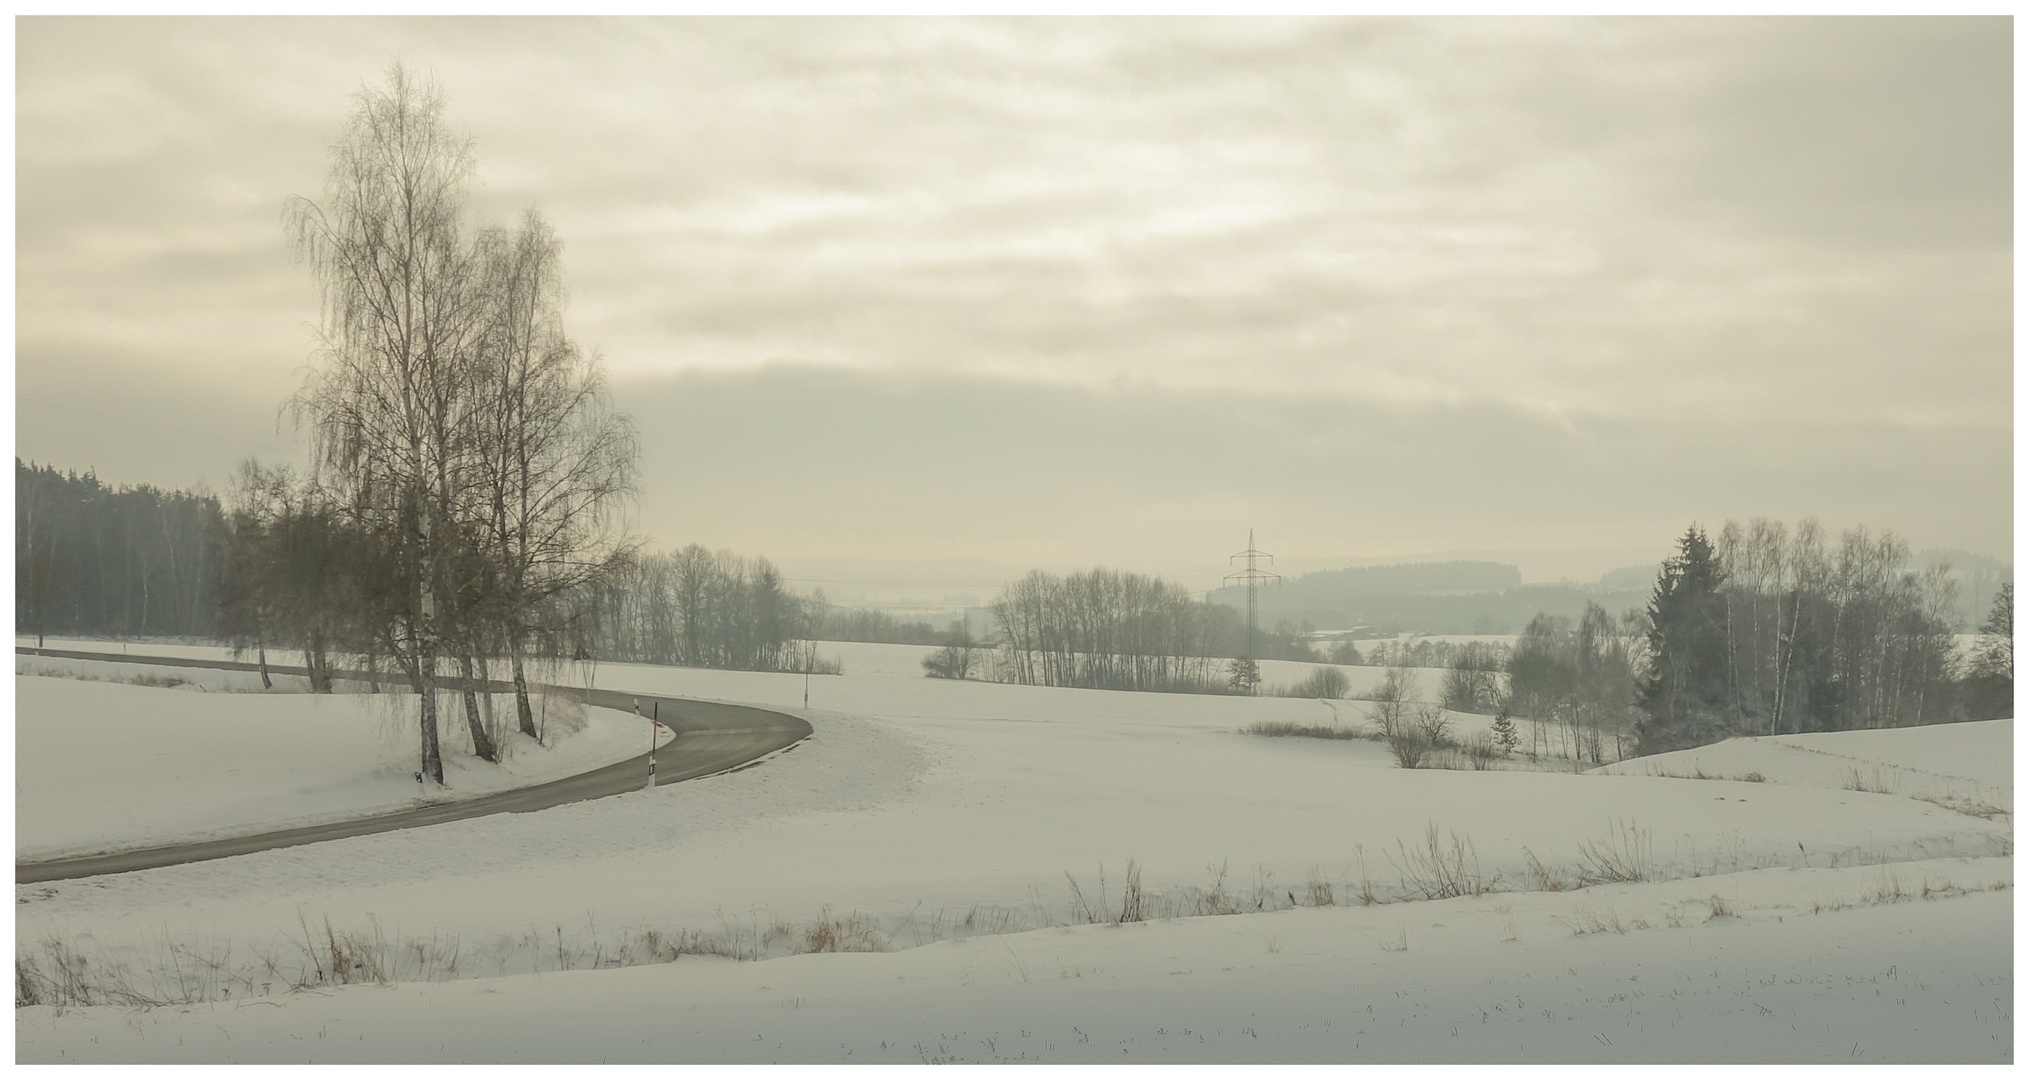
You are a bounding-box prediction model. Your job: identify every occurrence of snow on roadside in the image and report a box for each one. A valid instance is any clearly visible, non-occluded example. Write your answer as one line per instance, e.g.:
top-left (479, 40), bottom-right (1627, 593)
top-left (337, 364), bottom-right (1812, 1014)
top-left (18, 857), bottom-right (2012, 1064)
top-left (15, 669), bottom-right (666, 860)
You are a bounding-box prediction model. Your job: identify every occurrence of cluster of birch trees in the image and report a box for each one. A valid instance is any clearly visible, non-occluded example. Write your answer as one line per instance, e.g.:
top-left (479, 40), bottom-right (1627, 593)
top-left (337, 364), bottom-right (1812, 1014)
top-left (253, 66), bottom-right (635, 783)
top-left (1504, 604), bottom-right (1644, 762)
top-left (1492, 519), bottom-right (1981, 759)
top-left (1360, 637), bottom-right (1510, 672)
top-left (1701, 518), bottom-right (1967, 737)
top-left (584, 545), bottom-right (812, 672)
top-left (987, 568), bottom-right (1232, 691)
top-left (1628, 520), bottom-right (1978, 754)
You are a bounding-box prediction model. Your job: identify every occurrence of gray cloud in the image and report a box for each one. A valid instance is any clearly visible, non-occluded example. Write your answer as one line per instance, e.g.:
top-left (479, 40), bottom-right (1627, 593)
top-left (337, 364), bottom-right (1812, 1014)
top-left (15, 17), bottom-right (2010, 586)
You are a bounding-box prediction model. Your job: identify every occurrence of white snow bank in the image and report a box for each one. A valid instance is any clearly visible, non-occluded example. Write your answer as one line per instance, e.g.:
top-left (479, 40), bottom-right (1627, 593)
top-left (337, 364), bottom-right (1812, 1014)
top-left (15, 671), bottom-right (665, 859)
top-left (14, 638), bottom-right (2012, 1063)
top-left (18, 857), bottom-right (2011, 1064)
top-left (1594, 720), bottom-right (2012, 814)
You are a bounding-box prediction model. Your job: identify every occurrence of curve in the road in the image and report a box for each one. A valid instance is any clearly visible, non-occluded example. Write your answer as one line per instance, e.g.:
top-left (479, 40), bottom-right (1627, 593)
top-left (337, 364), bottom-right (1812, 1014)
top-left (14, 647), bottom-right (812, 884)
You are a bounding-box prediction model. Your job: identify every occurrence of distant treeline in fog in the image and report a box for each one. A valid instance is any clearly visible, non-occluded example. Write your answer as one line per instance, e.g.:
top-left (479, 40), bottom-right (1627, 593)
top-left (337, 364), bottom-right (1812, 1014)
top-left (1206, 552), bottom-right (2007, 642)
top-left (983, 567), bottom-right (1315, 694)
top-left (16, 458), bottom-right (2011, 755)
top-left (16, 459), bottom-right (226, 640)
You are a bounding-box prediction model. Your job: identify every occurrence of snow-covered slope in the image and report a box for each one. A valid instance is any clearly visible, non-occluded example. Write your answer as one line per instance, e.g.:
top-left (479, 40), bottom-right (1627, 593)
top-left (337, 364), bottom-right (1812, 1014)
top-left (14, 640), bottom-right (2013, 1063)
top-left (16, 658), bottom-right (665, 860)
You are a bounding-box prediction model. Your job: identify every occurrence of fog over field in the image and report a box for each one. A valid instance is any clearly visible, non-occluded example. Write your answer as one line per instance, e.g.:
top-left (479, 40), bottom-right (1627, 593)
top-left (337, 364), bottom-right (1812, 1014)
top-left (12, 15), bottom-right (2015, 1068)
top-left (15, 16), bottom-right (2010, 593)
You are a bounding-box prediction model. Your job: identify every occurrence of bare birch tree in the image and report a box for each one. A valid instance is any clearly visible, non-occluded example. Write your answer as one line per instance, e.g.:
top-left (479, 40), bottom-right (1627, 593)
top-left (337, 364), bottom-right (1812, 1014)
top-left (470, 210), bottom-right (638, 739)
top-left (286, 64), bottom-right (487, 782)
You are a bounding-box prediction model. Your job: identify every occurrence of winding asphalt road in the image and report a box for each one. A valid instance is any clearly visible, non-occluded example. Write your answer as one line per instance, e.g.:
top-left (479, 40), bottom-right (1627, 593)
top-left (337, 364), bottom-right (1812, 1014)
top-left (15, 647), bottom-right (812, 884)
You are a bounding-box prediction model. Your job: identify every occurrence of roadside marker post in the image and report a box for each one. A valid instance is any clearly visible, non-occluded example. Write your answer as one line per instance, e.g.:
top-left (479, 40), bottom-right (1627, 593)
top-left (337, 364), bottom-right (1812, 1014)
top-left (640, 699), bottom-right (664, 791)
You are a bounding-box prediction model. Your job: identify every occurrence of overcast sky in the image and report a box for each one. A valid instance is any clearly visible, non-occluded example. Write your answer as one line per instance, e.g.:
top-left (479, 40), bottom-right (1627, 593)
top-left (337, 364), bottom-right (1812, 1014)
top-left (15, 17), bottom-right (2013, 600)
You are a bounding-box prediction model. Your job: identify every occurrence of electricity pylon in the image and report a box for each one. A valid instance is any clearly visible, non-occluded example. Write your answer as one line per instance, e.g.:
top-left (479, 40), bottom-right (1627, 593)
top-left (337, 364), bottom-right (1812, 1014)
top-left (1225, 530), bottom-right (1280, 691)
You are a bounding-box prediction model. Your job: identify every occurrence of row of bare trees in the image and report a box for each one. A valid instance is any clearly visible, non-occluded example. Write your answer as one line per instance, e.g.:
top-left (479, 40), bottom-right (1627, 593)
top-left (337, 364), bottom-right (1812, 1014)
top-left (1361, 637), bottom-right (1510, 672)
top-left (989, 568), bottom-right (1233, 692)
top-left (1699, 519), bottom-right (1965, 740)
top-left (1447, 519), bottom-right (1991, 760)
top-left (258, 66), bottom-right (635, 783)
top-left (1505, 605), bottom-right (1645, 763)
top-left (586, 545), bottom-right (811, 672)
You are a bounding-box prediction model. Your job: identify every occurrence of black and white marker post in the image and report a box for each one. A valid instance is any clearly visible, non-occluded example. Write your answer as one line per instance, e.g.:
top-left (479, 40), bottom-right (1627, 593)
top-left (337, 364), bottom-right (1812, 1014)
top-left (639, 699), bottom-right (665, 792)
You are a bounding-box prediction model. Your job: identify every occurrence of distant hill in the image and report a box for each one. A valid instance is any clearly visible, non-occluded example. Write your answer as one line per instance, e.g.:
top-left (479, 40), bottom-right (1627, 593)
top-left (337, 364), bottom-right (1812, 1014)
top-left (1597, 564), bottom-right (1662, 592)
top-left (1207, 548), bottom-right (2011, 638)
top-left (1207, 560), bottom-right (1647, 636)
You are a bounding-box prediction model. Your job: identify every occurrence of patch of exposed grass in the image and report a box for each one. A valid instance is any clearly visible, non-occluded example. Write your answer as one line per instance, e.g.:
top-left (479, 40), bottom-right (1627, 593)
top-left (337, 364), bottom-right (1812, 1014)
top-left (1242, 721), bottom-right (1364, 741)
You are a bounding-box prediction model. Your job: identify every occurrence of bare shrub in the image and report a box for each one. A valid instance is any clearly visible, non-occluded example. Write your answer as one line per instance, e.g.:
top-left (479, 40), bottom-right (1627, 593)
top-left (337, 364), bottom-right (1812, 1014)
top-left (1118, 857), bottom-right (1144, 923)
top-left (1065, 870), bottom-right (1097, 923)
top-left (1464, 733), bottom-right (1500, 770)
top-left (1287, 666), bottom-right (1350, 699)
top-left (800, 908), bottom-right (884, 953)
top-left (1843, 766), bottom-right (1898, 795)
top-left (1704, 894), bottom-right (1734, 921)
top-left (1523, 847), bottom-right (1566, 892)
top-left (323, 916), bottom-right (391, 985)
top-left (1413, 704), bottom-right (1455, 748)
top-left (1245, 721), bottom-right (1360, 740)
top-left (1188, 860), bottom-right (1238, 916)
top-left (1304, 865), bottom-right (1335, 907)
top-left (1387, 729), bottom-right (1430, 769)
top-left (1566, 904), bottom-right (1628, 936)
top-left (1388, 824), bottom-right (1494, 900)
top-left (1366, 665), bottom-right (1417, 736)
top-left (1574, 820), bottom-right (1652, 886)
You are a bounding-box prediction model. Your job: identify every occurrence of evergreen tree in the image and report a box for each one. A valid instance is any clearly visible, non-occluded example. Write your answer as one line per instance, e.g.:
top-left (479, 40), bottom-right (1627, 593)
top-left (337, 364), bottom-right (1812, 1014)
top-left (1637, 526), bottom-right (1732, 753)
top-left (1227, 657), bottom-right (1262, 695)
top-left (1963, 581), bottom-right (2013, 720)
top-left (1490, 706), bottom-right (1520, 757)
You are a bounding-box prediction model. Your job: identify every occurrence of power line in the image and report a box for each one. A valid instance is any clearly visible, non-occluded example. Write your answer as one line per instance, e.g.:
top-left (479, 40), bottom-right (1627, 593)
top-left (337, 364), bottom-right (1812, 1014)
top-left (1224, 529), bottom-right (1281, 674)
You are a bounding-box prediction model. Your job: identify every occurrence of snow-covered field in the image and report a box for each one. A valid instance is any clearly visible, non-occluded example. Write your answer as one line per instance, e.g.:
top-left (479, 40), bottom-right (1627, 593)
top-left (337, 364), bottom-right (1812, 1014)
top-left (13, 638), bottom-right (2015, 1063)
top-left (15, 655), bottom-right (666, 860)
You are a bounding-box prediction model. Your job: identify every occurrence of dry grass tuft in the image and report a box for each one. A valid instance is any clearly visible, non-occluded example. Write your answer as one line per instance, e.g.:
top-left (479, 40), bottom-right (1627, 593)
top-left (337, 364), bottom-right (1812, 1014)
top-left (1574, 820), bottom-right (1652, 886)
top-left (1388, 824), bottom-right (1496, 899)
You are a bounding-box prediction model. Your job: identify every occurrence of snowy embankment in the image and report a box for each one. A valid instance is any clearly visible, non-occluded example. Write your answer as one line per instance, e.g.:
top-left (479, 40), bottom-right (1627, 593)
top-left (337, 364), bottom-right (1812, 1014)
top-left (15, 638), bottom-right (2014, 1063)
top-left (15, 654), bottom-right (665, 861)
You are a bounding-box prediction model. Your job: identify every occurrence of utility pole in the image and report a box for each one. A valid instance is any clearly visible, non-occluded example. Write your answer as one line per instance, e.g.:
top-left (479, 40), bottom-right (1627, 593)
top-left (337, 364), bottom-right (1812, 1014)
top-left (1224, 530), bottom-right (1280, 694)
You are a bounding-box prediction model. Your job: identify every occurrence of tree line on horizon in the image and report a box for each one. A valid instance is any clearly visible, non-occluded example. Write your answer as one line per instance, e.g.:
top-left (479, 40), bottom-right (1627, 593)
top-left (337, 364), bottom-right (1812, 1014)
top-left (16, 460), bottom-right (226, 643)
top-left (18, 453), bottom-right (2012, 762)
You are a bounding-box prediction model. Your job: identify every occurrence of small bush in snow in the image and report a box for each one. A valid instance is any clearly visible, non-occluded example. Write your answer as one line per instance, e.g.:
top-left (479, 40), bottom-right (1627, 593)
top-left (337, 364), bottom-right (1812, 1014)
top-left (1245, 720), bottom-right (1362, 741)
top-left (1387, 729), bottom-right (1430, 769)
top-left (1574, 820), bottom-right (1653, 886)
top-left (799, 908), bottom-right (884, 953)
top-left (1387, 824), bottom-right (1494, 900)
top-left (1285, 666), bottom-right (1350, 699)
